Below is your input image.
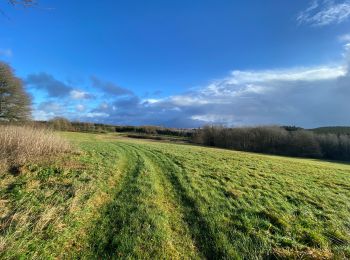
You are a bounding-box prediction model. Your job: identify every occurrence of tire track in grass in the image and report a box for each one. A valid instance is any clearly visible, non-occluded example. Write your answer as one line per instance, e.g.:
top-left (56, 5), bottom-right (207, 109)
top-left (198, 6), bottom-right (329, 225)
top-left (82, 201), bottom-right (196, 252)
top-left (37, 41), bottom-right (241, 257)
top-left (132, 143), bottom-right (239, 259)
top-left (83, 142), bottom-right (197, 259)
top-left (128, 144), bottom-right (201, 259)
top-left (84, 145), bottom-right (147, 258)
top-left (60, 142), bottom-right (134, 259)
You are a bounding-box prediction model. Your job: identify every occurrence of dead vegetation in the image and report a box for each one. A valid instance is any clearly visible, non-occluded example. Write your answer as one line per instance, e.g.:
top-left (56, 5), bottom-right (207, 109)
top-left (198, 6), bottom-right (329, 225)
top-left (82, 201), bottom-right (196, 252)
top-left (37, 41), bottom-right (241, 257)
top-left (0, 125), bottom-right (71, 168)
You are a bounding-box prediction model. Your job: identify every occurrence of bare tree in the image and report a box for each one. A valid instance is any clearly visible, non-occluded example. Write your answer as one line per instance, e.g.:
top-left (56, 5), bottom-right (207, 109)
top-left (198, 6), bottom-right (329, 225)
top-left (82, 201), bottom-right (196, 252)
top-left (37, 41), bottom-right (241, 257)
top-left (0, 62), bottom-right (31, 121)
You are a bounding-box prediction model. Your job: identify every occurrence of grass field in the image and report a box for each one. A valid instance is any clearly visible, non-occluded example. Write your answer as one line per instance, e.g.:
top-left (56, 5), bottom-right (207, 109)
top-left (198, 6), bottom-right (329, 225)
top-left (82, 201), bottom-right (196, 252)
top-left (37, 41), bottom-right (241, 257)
top-left (1, 132), bottom-right (350, 259)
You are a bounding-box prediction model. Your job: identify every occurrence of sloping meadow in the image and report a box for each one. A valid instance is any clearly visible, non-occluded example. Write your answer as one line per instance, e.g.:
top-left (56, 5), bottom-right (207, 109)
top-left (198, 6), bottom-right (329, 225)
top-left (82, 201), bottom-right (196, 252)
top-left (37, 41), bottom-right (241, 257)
top-left (0, 132), bottom-right (349, 259)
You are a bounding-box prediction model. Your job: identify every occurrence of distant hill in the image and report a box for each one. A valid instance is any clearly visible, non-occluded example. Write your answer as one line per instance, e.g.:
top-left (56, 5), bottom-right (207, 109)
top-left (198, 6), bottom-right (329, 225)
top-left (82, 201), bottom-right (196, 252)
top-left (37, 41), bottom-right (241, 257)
top-left (311, 126), bottom-right (350, 135)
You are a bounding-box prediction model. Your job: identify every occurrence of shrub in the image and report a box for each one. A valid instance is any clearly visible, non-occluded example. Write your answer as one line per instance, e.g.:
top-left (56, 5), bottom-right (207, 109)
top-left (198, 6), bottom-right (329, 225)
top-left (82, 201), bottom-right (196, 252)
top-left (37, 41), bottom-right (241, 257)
top-left (0, 125), bottom-right (71, 167)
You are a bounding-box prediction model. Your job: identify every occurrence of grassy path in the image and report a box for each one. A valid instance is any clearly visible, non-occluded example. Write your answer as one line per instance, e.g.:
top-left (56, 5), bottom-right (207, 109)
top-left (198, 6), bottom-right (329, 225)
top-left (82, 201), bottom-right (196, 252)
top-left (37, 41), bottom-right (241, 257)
top-left (1, 132), bottom-right (350, 259)
top-left (81, 142), bottom-right (200, 259)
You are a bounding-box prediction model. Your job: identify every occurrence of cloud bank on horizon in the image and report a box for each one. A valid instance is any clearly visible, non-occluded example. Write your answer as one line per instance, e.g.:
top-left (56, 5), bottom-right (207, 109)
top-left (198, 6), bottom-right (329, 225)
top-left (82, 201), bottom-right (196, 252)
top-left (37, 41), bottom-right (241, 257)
top-left (27, 50), bottom-right (350, 128)
top-left (17, 1), bottom-right (350, 128)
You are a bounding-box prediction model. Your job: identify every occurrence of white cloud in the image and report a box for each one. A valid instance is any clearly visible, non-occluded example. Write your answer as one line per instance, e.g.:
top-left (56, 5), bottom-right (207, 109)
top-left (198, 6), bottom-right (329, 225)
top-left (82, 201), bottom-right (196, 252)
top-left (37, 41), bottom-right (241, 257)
top-left (32, 110), bottom-right (55, 121)
top-left (33, 101), bottom-right (89, 121)
top-left (0, 48), bottom-right (13, 57)
top-left (33, 101), bottom-right (64, 121)
top-left (227, 66), bottom-right (345, 84)
top-left (297, 0), bottom-right (350, 26)
top-left (70, 89), bottom-right (92, 99)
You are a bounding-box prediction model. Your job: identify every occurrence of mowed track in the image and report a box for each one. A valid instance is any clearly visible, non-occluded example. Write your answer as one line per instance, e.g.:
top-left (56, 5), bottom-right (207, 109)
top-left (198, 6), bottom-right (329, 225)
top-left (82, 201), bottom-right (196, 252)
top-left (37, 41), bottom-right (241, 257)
top-left (85, 141), bottom-right (244, 259)
top-left (83, 142), bottom-right (201, 258)
top-left (1, 133), bottom-right (350, 259)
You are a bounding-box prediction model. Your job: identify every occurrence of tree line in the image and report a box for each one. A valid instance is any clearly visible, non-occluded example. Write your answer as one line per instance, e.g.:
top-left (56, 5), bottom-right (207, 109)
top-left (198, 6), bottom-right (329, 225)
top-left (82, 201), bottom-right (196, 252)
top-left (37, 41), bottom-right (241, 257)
top-left (192, 126), bottom-right (350, 161)
top-left (311, 126), bottom-right (350, 136)
top-left (39, 117), bottom-right (193, 137)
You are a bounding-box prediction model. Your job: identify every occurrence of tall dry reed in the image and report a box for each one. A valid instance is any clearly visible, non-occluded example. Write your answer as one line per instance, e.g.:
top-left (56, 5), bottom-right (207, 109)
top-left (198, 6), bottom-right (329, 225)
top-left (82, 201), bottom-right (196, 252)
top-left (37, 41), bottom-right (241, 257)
top-left (0, 125), bottom-right (71, 166)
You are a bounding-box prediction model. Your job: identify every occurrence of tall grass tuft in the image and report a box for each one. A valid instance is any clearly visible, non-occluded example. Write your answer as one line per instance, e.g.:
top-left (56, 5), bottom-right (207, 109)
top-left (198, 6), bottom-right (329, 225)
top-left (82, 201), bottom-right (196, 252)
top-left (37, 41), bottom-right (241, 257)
top-left (0, 125), bottom-right (71, 167)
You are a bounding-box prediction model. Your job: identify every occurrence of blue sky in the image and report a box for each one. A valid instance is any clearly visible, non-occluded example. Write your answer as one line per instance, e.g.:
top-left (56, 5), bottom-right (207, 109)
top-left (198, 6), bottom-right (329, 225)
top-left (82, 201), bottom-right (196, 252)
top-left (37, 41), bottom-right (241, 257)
top-left (1, 0), bottom-right (350, 127)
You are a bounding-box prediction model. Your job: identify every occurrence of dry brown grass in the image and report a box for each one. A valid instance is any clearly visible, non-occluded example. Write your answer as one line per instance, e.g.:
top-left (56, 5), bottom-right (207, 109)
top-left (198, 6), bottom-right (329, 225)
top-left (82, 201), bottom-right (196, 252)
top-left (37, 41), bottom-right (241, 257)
top-left (0, 125), bottom-right (71, 167)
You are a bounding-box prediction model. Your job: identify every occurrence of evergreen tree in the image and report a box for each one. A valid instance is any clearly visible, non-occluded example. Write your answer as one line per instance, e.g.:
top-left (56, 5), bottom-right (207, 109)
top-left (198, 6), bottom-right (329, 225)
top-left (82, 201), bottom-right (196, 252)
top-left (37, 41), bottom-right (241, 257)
top-left (0, 62), bottom-right (31, 121)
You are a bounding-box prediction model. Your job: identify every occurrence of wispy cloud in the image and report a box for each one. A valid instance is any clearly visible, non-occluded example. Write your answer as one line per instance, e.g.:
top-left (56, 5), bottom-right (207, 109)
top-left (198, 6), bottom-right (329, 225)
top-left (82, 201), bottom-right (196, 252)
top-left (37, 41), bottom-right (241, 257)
top-left (226, 66), bottom-right (345, 84)
top-left (297, 0), bottom-right (350, 26)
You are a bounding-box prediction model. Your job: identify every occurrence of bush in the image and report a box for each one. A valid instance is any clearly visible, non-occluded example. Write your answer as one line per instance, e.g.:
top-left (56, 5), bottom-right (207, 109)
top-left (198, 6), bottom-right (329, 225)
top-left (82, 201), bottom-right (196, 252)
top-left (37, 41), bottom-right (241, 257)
top-left (0, 125), bottom-right (71, 167)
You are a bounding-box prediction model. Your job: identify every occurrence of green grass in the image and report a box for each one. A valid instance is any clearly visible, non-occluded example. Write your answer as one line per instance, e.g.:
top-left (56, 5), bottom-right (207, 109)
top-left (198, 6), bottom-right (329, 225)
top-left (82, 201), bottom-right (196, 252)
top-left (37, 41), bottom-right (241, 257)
top-left (1, 132), bottom-right (349, 259)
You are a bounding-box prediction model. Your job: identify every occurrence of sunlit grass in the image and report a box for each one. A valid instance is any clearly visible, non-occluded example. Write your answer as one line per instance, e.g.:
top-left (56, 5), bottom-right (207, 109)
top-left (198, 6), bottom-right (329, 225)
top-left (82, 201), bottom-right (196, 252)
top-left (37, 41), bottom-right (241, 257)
top-left (1, 132), bottom-right (349, 259)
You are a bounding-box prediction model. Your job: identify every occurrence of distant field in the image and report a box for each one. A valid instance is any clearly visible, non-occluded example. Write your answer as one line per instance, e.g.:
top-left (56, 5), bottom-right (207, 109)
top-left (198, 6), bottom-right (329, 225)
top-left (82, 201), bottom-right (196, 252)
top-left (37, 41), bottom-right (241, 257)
top-left (1, 132), bottom-right (349, 259)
